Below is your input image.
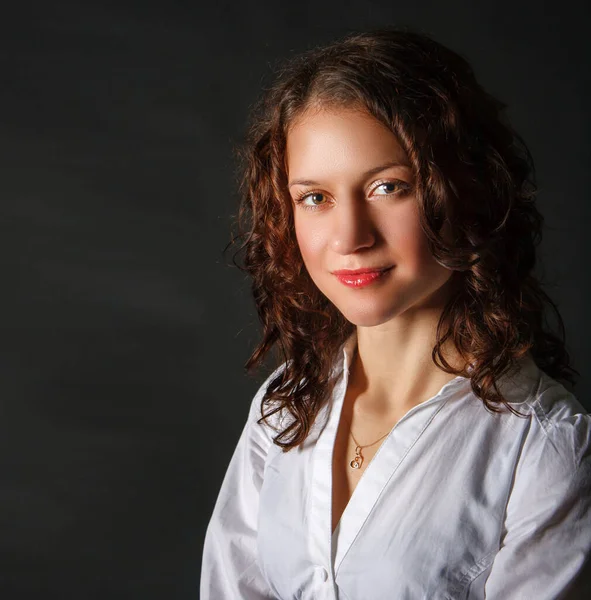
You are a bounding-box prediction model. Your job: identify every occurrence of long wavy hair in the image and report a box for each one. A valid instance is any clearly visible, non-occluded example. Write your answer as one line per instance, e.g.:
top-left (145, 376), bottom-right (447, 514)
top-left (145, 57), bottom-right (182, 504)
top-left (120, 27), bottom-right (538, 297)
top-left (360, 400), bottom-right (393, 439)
top-left (229, 26), bottom-right (579, 451)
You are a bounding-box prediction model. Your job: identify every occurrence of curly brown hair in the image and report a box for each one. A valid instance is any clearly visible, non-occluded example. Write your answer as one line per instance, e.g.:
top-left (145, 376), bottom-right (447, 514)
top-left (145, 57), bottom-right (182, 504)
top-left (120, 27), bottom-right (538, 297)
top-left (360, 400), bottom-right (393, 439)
top-left (228, 26), bottom-right (579, 451)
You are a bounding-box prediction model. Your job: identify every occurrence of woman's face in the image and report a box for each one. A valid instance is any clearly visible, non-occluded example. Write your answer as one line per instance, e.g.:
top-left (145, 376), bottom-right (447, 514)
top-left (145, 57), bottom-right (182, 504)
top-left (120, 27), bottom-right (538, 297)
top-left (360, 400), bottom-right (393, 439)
top-left (286, 105), bottom-right (454, 327)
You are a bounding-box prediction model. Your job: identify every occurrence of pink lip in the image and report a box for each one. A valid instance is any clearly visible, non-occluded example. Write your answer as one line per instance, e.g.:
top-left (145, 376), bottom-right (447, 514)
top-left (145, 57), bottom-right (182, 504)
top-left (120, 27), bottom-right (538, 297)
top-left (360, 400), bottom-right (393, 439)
top-left (333, 266), bottom-right (393, 288)
top-left (332, 266), bottom-right (392, 275)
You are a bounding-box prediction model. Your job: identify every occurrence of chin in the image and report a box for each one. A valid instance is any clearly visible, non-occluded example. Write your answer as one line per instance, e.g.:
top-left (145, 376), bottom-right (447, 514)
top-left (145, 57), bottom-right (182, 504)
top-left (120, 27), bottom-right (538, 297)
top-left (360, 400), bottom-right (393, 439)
top-left (343, 313), bottom-right (396, 328)
top-left (330, 300), bottom-right (400, 328)
top-left (345, 315), bottom-right (391, 327)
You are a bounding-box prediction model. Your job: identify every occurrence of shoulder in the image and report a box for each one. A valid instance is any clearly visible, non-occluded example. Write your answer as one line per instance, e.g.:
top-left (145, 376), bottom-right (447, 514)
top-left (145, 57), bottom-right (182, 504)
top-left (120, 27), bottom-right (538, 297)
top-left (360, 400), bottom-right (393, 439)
top-left (522, 371), bottom-right (591, 472)
top-left (491, 354), bottom-right (591, 491)
top-left (246, 361), bottom-right (291, 438)
top-left (245, 354), bottom-right (339, 448)
top-left (472, 354), bottom-right (591, 481)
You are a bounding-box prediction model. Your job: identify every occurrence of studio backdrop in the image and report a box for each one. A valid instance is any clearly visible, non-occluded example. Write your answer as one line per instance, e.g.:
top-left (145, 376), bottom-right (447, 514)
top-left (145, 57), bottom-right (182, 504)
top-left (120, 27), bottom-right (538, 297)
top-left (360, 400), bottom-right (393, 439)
top-left (0, 1), bottom-right (589, 598)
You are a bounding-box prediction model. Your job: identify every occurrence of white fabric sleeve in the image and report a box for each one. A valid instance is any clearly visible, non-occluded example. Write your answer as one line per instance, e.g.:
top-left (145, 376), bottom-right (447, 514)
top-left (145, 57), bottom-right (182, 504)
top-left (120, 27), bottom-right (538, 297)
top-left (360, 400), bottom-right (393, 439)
top-left (200, 368), bottom-right (283, 600)
top-left (480, 409), bottom-right (591, 599)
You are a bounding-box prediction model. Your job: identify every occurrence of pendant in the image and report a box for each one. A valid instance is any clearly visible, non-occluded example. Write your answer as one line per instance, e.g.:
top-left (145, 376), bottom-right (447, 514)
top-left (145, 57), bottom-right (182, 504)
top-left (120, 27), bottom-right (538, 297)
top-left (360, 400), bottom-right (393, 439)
top-left (349, 446), bottom-right (363, 470)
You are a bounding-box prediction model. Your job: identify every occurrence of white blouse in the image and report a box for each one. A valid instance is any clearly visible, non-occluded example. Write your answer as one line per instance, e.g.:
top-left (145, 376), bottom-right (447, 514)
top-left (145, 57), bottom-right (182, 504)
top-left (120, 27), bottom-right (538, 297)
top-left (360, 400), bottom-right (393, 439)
top-left (201, 333), bottom-right (591, 599)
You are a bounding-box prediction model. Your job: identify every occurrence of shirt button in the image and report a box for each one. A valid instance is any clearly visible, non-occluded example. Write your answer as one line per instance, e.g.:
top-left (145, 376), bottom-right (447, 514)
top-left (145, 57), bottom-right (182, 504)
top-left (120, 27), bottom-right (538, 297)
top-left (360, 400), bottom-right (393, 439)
top-left (317, 567), bottom-right (328, 582)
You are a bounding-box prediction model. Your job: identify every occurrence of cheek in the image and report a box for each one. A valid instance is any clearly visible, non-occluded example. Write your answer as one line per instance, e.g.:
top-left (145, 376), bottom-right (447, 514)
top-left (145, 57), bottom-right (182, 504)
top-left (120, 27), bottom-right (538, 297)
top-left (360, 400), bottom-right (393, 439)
top-left (380, 208), bottom-right (433, 268)
top-left (294, 217), bottom-right (326, 267)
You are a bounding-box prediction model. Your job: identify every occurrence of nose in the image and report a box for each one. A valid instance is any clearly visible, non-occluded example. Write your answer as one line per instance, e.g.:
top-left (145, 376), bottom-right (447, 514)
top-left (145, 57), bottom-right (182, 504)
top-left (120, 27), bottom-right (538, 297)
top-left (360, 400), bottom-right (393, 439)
top-left (330, 199), bottom-right (376, 255)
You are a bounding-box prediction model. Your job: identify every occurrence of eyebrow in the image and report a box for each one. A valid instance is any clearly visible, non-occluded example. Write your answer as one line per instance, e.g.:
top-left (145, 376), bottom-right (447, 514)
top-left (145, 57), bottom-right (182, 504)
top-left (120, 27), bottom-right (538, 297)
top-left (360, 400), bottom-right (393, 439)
top-left (288, 159), bottom-right (411, 188)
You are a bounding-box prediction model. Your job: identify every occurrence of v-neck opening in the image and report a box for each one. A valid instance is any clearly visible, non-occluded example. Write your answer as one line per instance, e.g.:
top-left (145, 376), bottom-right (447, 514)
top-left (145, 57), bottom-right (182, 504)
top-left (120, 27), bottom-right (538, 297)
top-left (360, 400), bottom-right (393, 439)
top-left (324, 336), bottom-right (471, 575)
top-left (330, 390), bottom-right (387, 539)
top-left (303, 332), bottom-right (472, 581)
top-left (328, 379), bottom-right (460, 539)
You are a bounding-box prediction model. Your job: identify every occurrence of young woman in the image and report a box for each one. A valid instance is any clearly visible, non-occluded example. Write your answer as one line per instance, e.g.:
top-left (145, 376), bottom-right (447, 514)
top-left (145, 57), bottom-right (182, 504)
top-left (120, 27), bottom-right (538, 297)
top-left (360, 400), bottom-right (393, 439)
top-left (200, 27), bottom-right (591, 599)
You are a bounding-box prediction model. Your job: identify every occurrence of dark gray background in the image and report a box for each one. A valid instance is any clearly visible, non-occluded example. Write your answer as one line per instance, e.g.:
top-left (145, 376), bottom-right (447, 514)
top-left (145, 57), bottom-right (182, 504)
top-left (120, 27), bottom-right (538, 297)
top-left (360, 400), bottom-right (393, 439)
top-left (0, 1), bottom-right (589, 598)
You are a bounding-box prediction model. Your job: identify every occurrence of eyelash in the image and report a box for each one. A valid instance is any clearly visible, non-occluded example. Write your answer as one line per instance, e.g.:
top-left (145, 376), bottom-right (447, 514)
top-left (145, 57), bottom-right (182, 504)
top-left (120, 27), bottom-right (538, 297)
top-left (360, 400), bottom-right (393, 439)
top-left (293, 179), bottom-right (411, 211)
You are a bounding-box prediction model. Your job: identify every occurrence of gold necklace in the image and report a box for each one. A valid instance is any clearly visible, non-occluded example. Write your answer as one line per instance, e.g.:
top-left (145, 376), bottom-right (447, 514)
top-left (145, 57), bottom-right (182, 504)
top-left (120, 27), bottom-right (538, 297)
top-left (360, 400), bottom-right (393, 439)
top-left (348, 427), bottom-right (391, 470)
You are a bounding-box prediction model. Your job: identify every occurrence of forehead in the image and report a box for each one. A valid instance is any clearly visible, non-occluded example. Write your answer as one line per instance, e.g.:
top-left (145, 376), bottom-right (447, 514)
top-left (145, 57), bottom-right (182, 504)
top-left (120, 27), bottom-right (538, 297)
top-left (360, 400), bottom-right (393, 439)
top-left (285, 106), bottom-right (409, 178)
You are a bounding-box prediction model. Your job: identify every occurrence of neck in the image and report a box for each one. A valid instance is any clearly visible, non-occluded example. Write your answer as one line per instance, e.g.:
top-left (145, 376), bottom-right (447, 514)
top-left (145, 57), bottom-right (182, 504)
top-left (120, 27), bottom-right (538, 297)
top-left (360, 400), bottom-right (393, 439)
top-left (346, 311), bottom-right (469, 418)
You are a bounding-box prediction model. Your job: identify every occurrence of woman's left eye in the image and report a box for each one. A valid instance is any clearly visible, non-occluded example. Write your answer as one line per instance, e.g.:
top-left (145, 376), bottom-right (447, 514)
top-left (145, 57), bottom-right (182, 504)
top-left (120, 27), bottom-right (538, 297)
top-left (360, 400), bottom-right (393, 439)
top-left (372, 180), bottom-right (408, 196)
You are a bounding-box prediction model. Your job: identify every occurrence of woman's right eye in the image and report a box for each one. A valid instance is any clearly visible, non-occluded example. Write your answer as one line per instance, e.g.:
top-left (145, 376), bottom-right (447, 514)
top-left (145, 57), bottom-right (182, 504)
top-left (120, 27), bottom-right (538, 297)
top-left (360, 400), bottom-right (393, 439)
top-left (294, 192), bottom-right (328, 210)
